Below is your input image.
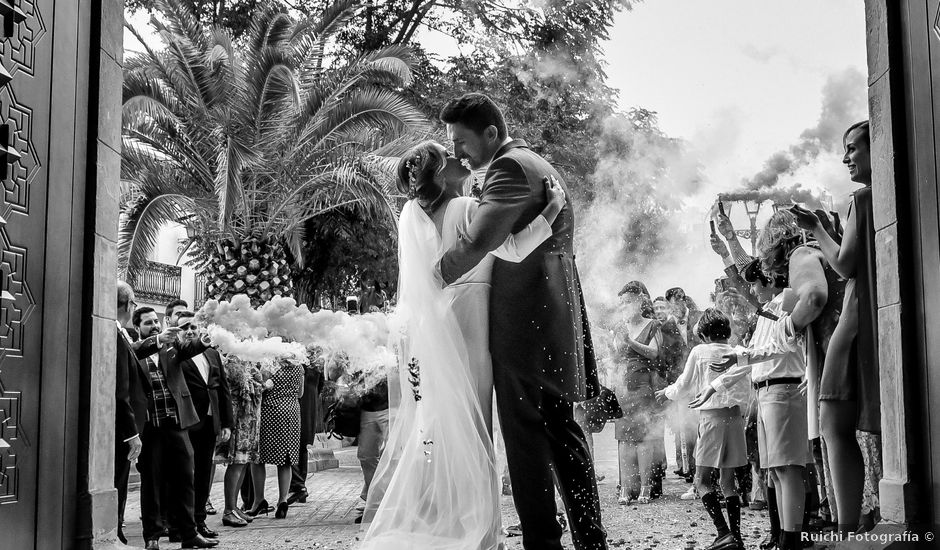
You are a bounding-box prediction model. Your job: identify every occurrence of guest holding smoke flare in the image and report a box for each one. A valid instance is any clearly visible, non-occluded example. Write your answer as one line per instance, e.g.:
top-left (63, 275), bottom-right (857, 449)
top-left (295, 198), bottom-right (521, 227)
top-left (694, 259), bottom-right (810, 550)
top-left (790, 120), bottom-right (881, 534)
top-left (657, 309), bottom-right (750, 550)
top-left (610, 281), bottom-right (663, 505)
top-left (710, 210), bottom-right (846, 543)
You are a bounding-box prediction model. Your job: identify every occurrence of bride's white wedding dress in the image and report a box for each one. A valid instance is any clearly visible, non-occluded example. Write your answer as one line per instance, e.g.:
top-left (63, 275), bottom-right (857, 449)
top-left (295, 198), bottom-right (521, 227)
top-left (359, 197), bottom-right (551, 550)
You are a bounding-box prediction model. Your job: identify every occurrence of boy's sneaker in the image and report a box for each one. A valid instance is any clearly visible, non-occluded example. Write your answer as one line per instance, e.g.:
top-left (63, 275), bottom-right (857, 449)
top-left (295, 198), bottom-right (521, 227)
top-left (680, 486), bottom-right (699, 500)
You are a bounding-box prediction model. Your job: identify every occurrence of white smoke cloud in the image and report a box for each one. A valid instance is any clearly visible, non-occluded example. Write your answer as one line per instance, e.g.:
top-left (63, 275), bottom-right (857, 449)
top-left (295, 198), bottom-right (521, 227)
top-left (576, 67), bottom-right (868, 320)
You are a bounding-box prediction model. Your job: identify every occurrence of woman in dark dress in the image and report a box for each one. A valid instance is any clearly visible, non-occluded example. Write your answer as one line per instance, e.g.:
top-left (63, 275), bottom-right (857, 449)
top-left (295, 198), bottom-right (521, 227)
top-left (790, 120), bottom-right (880, 533)
top-left (610, 281), bottom-right (662, 504)
top-left (248, 359), bottom-right (305, 519)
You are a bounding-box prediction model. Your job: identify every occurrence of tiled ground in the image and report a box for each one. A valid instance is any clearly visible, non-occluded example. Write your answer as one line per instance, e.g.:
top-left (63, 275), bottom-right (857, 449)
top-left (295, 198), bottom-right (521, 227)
top-left (121, 426), bottom-right (802, 550)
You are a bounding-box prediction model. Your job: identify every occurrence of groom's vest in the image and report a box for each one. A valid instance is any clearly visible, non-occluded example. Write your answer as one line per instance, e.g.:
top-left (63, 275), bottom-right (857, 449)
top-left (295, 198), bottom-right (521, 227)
top-left (486, 140), bottom-right (599, 402)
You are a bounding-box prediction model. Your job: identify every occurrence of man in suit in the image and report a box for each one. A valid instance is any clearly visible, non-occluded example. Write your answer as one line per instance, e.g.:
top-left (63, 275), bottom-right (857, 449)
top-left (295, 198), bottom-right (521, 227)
top-left (115, 282), bottom-right (148, 545)
top-left (133, 307), bottom-right (219, 549)
top-left (439, 93), bottom-right (606, 550)
top-left (287, 353), bottom-right (325, 505)
top-left (176, 311), bottom-right (232, 539)
top-left (165, 298), bottom-right (189, 328)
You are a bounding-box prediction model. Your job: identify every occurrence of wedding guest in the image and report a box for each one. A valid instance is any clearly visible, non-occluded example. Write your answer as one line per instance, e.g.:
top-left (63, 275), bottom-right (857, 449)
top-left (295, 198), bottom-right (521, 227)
top-left (695, 260), bottom-right (809, 550)
top-left (358, 280), bottom-right (387, 314)
top-left (356, 378), bottom-right (389, 521)
top-left (610, 281), bottom-right (662, 504)
top-left (176, 312), bottom-right (233, 539)
top-left (654, 296), bottom-right (691, 484)
top-left (249, 359), bottom-right (305, 519)
top-left (161, 298), bottom-right (220, 524)
top-left (666, 286), bottom-right (702, 493)
top-left (132, 307), bottom-right (218, 549)
top-left (709, 210), bottom-right (846, 546)
top-left (216, 358), bottom-right (263, 528)
top-left (115, 282), bottom-right (146, 545)
top-left (287, 348), bottom-right (326, 504)
top-left (790, 120), bottom-right (880, 534)
top-left (658, 309), bottom-right (750, 550)
top-left (165, 298), bottom-right (189, 327)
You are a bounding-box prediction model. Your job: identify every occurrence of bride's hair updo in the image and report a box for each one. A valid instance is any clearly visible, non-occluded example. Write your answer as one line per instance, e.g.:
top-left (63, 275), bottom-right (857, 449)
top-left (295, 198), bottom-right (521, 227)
top-left (397, 141), bottom-right (444, 202)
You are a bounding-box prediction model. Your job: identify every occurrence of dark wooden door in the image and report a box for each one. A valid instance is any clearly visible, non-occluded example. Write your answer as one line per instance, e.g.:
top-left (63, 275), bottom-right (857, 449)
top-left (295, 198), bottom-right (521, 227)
top-left (899, 0), bottom-right (940, 526)
top-left (0, 0), bottom-right (89, 547)
top-left (0, 0), bottom-right (53, 548)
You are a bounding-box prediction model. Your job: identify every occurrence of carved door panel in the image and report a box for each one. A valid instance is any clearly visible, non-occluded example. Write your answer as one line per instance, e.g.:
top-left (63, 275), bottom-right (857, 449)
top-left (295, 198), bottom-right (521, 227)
top-left (899, 0), bottom-right (940, 525)
top-left (0, 0), bottom-right (51, 548)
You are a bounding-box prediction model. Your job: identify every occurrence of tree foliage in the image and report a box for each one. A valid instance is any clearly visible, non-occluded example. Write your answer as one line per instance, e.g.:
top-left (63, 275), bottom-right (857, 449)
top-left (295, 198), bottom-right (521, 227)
top-left (124, 0), bottom-right (639, 301)
top-left (120, 0), bottom-right (426, 301)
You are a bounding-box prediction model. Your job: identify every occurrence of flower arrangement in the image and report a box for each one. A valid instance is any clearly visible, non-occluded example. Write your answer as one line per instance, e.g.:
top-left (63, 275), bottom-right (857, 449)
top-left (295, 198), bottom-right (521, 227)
top-left (405, 356), bottom-right (432, 462)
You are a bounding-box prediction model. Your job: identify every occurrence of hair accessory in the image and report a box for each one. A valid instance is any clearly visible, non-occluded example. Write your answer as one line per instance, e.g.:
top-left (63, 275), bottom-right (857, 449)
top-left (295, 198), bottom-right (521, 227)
top-left (407, 153), bottom-right (421, 200)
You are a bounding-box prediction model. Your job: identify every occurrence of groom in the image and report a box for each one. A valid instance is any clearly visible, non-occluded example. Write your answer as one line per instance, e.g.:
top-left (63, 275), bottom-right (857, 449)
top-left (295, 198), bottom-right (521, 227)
top-left (438, 93), bottom-right (607, 550)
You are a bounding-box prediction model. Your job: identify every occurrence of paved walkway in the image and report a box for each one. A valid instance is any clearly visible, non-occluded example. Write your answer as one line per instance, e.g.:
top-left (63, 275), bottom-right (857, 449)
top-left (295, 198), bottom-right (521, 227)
top-left (122, 425), bottom-right (825, 550)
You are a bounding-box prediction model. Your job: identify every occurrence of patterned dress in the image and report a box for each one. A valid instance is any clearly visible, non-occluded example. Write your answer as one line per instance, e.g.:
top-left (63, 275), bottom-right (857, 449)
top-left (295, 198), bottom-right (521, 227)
top-left (216, 358), bottom-right (263, 465)
top-left (258, 361), bottom-right (304, 466)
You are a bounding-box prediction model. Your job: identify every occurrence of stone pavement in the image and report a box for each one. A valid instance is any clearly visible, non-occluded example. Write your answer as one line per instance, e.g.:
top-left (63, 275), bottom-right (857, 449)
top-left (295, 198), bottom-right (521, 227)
top-left (122, 425), bottom-right (832, 550)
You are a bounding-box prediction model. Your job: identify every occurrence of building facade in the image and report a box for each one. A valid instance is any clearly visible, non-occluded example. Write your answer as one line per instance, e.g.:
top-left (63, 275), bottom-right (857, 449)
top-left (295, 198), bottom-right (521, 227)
top-left (865, 0), bottom-right (940, 534)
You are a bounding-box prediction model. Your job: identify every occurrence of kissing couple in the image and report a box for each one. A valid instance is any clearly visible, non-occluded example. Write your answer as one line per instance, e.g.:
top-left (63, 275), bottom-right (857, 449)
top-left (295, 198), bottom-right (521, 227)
top-left (359, 93), bottom-right (608, 550)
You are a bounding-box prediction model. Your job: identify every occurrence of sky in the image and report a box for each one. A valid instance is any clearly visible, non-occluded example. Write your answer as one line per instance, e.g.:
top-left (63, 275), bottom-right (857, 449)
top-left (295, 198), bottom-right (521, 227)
top-left (415, 0), bottom-right (870, 302)
top-left (581, 0), bottom-right (869, 303)
top-left (124, 1), bottom-right (870, 304)
top-left (604, 0), bottom-right (867, 195)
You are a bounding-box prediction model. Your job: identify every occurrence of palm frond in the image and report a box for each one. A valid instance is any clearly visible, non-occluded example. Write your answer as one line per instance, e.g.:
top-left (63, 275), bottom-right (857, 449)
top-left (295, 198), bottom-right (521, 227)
top-left (119, 192), bottom-right (198, 278)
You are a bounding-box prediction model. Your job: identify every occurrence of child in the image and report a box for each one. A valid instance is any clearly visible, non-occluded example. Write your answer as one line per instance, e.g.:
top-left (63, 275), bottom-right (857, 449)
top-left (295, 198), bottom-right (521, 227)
top-left (657, 308), bottom-right (749, 550)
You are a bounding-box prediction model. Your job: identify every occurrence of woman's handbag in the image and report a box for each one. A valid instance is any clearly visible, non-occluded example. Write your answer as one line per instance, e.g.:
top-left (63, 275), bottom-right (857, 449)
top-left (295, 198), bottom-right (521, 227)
top-left (324, 400), bottom-right (361, 439)
top-left (581, 385), bottom-right (623, 433)
top-left (322, 380), bottom-right (360, 439)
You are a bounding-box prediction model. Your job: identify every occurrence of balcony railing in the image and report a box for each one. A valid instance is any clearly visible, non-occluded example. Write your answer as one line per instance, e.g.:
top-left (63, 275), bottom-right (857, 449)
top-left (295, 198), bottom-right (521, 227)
top-left (194, 272), bottom-right (209, 309)
top-left (131, 260), bottom-right (182, 305)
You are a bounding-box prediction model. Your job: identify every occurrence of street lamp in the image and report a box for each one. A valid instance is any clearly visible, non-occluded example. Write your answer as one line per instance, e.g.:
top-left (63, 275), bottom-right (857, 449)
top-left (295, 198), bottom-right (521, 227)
top-left (744, 199), bottom-right (761, 256)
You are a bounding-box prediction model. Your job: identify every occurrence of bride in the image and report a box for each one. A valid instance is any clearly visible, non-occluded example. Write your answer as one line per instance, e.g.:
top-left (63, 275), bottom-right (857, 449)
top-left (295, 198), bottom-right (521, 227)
top-left (359, 141), bottom-right (566, 549)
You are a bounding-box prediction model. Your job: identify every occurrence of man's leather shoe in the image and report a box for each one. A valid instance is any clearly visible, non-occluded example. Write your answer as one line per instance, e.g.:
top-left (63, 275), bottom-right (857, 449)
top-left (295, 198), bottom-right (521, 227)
top-left (181, 534), bottom-right (220, 548)
top-left (196, 522), bottom-right (219, 538)
top-left (759, 531), bottom-right (779, 550)
top-left (706, 532), bottom-right (743, 550)
top-left (286, 490), bottom-right (307, 505)
top-left (145, 540), bottom-right (160, 550)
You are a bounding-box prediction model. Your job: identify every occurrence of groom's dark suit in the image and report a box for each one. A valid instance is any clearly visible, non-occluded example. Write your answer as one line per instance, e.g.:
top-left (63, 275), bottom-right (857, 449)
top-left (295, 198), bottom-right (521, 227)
top-left (441, 139), bottom-right (606, 550)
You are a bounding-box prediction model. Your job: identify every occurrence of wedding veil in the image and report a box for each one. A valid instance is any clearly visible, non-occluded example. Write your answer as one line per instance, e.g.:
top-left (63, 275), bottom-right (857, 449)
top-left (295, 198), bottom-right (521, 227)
top-left (359, 200), bottom-right (500, 549)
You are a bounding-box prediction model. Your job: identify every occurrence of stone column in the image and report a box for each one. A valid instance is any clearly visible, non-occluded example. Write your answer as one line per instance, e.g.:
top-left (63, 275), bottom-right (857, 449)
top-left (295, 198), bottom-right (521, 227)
top-left (81, 0), bottom-right (125, 546)
top-left (864, 0), bottom-right (916, 526)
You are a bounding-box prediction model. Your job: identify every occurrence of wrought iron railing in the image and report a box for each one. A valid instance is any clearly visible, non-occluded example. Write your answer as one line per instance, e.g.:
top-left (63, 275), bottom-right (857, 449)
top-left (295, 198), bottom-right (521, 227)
top-left (131, 260), bottom-right (182, 305)
top-left (194, 272), bottom-right (208, 309)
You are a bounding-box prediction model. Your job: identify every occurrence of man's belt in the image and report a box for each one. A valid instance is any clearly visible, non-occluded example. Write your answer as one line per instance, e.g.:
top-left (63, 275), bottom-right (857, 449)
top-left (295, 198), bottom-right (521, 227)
top-left (753, 377), bottom-right (802, 390)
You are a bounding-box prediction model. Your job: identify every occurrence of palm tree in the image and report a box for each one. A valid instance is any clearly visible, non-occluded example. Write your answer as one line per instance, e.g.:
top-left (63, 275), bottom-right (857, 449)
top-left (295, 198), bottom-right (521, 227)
top-left (120, 0), bottom-right (427, 305)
